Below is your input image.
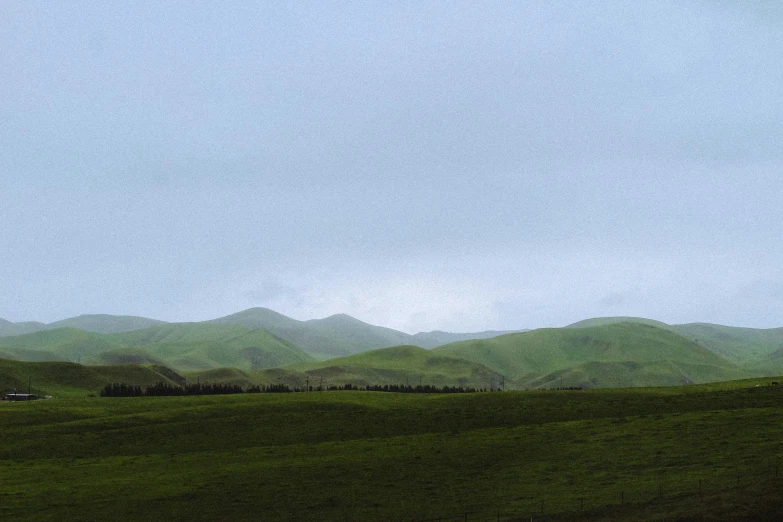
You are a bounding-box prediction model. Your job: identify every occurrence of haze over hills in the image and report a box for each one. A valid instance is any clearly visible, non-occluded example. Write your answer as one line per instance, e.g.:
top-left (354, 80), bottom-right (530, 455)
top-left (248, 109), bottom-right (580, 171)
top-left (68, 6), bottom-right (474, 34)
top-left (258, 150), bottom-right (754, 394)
top-left (1, 310), bottom-right (783, 391)
top-left (0, 308), bottom-right (522, 356)
top-left (0, 324), bottom-right (315, 372)
top-left (205, 307), bottom-right (523, 355)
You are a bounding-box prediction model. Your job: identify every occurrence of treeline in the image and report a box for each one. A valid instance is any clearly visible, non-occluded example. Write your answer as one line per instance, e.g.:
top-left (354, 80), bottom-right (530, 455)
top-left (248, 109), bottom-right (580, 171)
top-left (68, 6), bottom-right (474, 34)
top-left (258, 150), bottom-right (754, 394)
top-left (100, 381), bottom-right (490, 397)
top-left (102, 382), bottom-right (255, 397)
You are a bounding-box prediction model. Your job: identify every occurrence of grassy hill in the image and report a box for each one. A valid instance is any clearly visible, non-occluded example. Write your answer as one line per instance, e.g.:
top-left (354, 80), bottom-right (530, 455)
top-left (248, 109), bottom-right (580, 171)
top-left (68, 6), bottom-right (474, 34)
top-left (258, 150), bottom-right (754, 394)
top-left (0, 358), bottom-right (184, 397)
top-left (2, 382), bottom-right (783, 520)
top-left (0, 328), bottom-right (122, 363)
top-left (205, 307), bottom-right (518, 356)
top-left (0, 323), bottom-right (315, 372)
top-left (280, 344), bottom-right (503, 389)
top-left (0, 318), bottom-right (47, 337)
top-left (47, 314), bottom-right (167, 333)
top-left (2, 308), bottom-right (522, 357)
top-left (105, 323), bottom-right (316, 371)
top-left (434, 322), bottom-right (749, 387)
top-left (207, 308), bottom-right (411, 356)
top-left (566, 316), bottom-right (671, 329)
top-left (410, 328), bottom-right (526, 348)
top-left (672, 322), bottom-right (783, 363)
top-left (0, 314), bottom-right (167, 337)
top-left (522, 360), bottom-right (756, 389)
top-left (565, 316), bottom-right (783, 366)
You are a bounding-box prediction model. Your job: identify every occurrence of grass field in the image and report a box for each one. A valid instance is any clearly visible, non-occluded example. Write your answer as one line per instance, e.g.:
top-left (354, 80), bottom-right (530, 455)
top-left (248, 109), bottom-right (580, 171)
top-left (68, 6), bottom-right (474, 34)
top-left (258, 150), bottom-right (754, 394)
top-left (2, 378), bottom-right (783, 521)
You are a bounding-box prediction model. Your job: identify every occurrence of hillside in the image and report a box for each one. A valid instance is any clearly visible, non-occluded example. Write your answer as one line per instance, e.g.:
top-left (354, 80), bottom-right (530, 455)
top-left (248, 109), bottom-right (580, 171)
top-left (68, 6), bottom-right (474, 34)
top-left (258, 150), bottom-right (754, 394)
top-left (434, 322), bottom-right (749, 387)
top-left (280, 344), bottom-right (504, 389)
top-left (0, 358), bottom-right (184, 397)
top-left (3, 381), bottom-right (783, 521)
top-left (0, 314), bottom-right (167, 337)
top-left (0, 324), bottom-right (315, 372)
top-left (0, 328), bottom-right (122, 363)
top-left (47, 314), bottom-right (167, 334)
top-left (565, 316), bottom-right (783, 366)
top-left (2, 308), bottom-right (522, 357)
top-left (410, 329), bottom-right (526, 348)
top-left (0, 318), bottom-right (47, 337)
top-left (205, 307), bottom-right (516, 356)
top-left (672, 322), bottom-right (783, 363)
top-left (566, 316), bottom-right (671, 329)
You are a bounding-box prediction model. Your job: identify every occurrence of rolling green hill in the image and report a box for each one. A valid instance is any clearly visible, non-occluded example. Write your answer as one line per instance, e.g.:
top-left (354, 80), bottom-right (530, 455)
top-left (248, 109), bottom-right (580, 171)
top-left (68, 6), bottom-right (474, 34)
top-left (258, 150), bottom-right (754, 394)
top-left (3, 382), bottom-right (783, 521)
top-left (566, 316), bottom-right (671, 329)
top-left (280, 344), bottom-right (503, 389)
top-left (672, 322), bottom-right (783, 363)
top-left (0, 323), bottom-right (315, 372)
top-left (0, 314), bottom-right (167, 337)
top-left (0, 318), bottom-right (47, 337)
top-left (0, 328), bottom-right (122, 363)
top-left (565, 316), bottom-right (783, 365)
top-left (0, 358), bottom-right (184, 397)
top-left (205, 307), bottom-right (518, 356)
top-left (433, 322), bottom-right (749, 387)
top-left (105, 323), bottom-right (315, 371)
top-left (2, 308), bottom-right (520, 357)
top-left (47, 314), bottom-right (167, 333)
top-left (207, 308), bottom-right (411, 356)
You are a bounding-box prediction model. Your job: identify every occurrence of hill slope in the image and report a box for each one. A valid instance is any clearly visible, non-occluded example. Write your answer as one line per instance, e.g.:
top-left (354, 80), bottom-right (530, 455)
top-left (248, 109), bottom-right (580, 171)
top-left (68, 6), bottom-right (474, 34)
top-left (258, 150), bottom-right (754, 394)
top-left (205, 307), bottom-right (517, 356)
top-left (0, 324), bottom-right (316, 372)
top-left (434, 322), bottom-right (750, 387)
top-left (0, 358), bottom-right (184, 397)
top-left (279, 344), bottom-right (503, 389)
top-left (565, 317), bottom-right (783, 365)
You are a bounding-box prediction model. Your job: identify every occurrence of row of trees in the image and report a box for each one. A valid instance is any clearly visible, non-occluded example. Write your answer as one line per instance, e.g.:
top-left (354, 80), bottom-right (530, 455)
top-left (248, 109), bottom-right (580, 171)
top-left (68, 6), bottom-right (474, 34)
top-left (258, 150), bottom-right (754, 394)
top-left (100, 381), bottom-right (493, 397)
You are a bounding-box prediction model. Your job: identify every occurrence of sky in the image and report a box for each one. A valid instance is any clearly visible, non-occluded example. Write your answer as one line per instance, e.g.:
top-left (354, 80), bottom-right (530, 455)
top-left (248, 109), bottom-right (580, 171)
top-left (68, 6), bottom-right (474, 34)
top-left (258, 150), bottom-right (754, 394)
top-left (2, 1), bottom-right (783, 333)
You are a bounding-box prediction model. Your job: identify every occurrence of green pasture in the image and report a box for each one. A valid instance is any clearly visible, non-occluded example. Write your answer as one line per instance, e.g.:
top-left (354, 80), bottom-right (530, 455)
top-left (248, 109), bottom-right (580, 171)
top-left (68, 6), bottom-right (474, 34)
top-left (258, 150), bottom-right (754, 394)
top-left (2, 380), bottom-right (783, 521)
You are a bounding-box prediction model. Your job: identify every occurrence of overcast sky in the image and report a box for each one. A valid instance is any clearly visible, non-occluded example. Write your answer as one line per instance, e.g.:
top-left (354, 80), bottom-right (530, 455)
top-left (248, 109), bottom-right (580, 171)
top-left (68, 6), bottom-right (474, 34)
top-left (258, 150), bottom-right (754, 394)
top-left (2, 1), bottom-right (782, 332)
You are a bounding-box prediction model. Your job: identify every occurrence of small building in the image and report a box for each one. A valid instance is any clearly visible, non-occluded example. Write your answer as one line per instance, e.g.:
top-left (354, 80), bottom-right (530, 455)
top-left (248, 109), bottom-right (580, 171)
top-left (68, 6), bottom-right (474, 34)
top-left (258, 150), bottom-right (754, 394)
top-left (2, 392), bottom-right (39, 401)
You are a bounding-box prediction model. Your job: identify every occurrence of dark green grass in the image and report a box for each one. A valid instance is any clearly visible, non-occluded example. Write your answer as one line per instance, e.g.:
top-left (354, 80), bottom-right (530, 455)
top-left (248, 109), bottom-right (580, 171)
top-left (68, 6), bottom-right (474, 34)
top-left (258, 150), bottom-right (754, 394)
top-left (2, 380), bottom-right (783, 521)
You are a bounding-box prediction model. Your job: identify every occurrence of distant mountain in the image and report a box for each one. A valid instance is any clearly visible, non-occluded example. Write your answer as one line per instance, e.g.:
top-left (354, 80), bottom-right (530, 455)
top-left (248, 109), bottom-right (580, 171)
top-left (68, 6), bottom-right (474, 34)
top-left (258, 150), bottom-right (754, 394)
top-left (671, 323), bottom-right (783, 363)
top-left (0, 323), bottom-right (315, 372)
top-left (48, 314), bottom-right (167, 334)
top-left (206, 308), bottom-right (408, 356)
top-left (0, 314), bottom-right (167, 337)
top-left (0, 328), bottom-right (123, 363)
top-left (564, 316), bottom-right (783, 365)
top-left (0, 318), bottom-right (47, 337)
top-left (1, 308), bottom-right (524, 356)
top-left (204, 307), bottom-right (517, 356)
top-left (433, 323), bottom-right (750, 387)
top-left (566, 317), bottom-right (670, 329)
top-left (410, 329), bottom-right (526, 348)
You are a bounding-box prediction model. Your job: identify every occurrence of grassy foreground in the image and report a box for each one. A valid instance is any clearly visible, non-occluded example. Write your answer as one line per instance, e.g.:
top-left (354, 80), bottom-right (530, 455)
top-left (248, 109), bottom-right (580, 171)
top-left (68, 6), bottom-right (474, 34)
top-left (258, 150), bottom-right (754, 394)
top-left (2, 379), bottom-right (783, 521)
